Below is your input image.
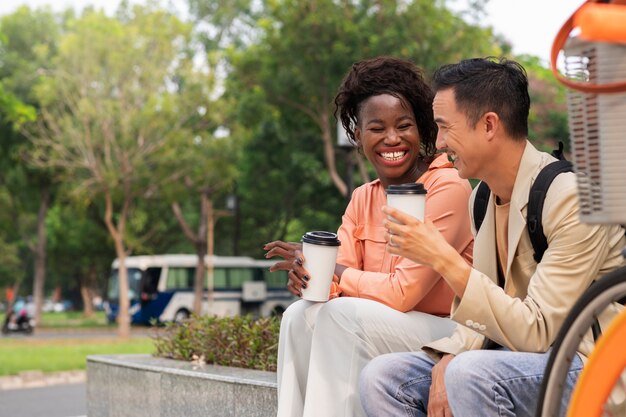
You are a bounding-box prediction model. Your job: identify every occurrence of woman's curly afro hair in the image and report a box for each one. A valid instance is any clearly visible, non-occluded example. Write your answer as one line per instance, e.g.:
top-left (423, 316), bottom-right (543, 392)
top-left (334, 56), bottom-right (437, 157)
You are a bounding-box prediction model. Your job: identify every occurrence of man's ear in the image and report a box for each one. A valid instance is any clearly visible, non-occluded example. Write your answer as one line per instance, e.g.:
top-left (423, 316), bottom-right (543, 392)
top-left (483, 112), bottom-right (499, 140)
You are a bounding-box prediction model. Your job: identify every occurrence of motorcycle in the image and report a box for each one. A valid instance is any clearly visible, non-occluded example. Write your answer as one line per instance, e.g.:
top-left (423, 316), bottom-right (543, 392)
top-left (2, 307), bottom-right (35, 335)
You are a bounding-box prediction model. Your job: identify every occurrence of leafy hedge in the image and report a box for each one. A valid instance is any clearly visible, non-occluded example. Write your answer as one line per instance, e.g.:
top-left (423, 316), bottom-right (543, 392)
top-left (152, 315), bottom-right (281, 372)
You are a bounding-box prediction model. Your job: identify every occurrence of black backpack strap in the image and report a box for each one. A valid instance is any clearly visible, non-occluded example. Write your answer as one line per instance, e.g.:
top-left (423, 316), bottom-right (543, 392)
top-left (473, 181), bottom-right (491, 232)
top-left (550, 141), bottom-right (567, 161)
top-left (527, 159), bottom-right (574, 263)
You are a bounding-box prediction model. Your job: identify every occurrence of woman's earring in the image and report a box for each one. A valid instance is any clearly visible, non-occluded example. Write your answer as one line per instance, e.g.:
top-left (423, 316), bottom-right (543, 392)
top-left (356, 142), bottom-right (364, 156)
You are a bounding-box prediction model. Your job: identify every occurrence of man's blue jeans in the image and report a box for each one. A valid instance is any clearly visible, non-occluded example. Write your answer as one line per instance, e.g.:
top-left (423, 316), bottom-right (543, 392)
top-left (359, 348), bottom-right (583, 417)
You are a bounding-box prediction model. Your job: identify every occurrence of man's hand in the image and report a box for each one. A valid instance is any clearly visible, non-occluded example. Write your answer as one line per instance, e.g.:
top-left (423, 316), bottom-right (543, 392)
top-left (382, 206), bottom-right (471, 298)
top-left (428, 353), bottom-right (455, 417)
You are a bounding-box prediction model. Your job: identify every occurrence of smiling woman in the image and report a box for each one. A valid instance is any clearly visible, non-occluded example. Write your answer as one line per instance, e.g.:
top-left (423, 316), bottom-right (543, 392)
top-left (356, 93), bottom-right (426, 188)
top-left (263, 56), bottom-right (475, 417)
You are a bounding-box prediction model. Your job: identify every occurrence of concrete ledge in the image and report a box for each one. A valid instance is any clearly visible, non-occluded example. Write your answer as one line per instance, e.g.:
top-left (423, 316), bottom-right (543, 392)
top-left (87, 354), bottom-right (277, 417)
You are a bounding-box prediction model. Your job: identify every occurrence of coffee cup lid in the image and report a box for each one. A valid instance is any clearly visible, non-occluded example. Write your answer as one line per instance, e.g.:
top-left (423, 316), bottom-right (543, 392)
top-left (301, 231), bottom-right (341, 246)
top-left (386, 183), bottom-right (427, 195)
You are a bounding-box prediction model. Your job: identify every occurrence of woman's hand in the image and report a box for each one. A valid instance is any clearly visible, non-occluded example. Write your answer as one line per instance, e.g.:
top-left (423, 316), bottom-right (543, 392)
top-left (263, 241), bottom-right (302, 271)
top-left (264, 240), bottom-right (310, 297)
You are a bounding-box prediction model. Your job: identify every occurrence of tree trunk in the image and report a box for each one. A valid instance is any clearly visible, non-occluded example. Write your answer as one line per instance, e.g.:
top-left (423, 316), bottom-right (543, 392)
top-left (113, 239), bottom-right (130, 338)
top-left (206, 197), bottom-right (215, 311)
top-left (32, 185), bottom-right (50, 327)
top-left (193, 247), bottom-right (206, 316)
top-left (232, 190), bottom-right (240, 256)
top-left (171, 194), bottom-right (209, 316)
top-left (104, 192), bottom-right (130, 339)
top-left (80, 285), bottom-right (94, 318)
top-left (320, 112), bottom-right (348, 197)
top-left (192, 192), bottom-right (209, 316)
top-left (80, 265), bottom-right (97, 318)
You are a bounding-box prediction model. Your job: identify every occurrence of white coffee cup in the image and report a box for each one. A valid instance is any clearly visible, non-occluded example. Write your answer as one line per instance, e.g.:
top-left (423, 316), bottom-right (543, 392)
top-left (386, 183), bottom-right (427, 221)
top-left (300, 231), bottom-right (341, 302)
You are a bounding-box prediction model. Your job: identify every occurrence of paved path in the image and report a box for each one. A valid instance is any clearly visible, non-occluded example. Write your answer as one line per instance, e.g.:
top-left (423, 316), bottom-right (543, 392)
top-left (0, 326), bottom-right (153, 416)
top-left (0, 370), bottom-right (86, 390)
top-left (0, 382), bottom-right (86, 417)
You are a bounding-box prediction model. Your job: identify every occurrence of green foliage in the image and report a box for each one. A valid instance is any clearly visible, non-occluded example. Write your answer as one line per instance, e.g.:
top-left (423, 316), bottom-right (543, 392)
top-left (517, 55), bottom-right (571, 151)
top-left (0, 1), bottom-right (574, 301)
top-left (201, 0), bottom-right (505, 254)
top-left (0, 6), bottom-right (61, 104)
top-left (0, 234), bottom-right (21, 287)
top-left (0, 82), bottom-right (36, 128)
top-left (30, 7), bottom-right (195, 198)
top-left (44, 201), bottom-right (115, 294)
top-left (234, 118), bottom-right (345, 256)
top-left (0, 7), bottom-right (63, 294)
top-left (153, 314), bottom-right (280, 372)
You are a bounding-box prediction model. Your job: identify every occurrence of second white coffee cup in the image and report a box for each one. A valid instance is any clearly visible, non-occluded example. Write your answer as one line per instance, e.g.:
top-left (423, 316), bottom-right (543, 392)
top-left (300, 231), bottom-right (341, 302)
top-left (386, 183), bottom-right (427, 221)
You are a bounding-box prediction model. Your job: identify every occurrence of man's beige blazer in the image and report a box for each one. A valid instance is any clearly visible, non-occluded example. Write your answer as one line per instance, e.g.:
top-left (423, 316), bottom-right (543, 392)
top-left (425, 141), bottom-right (625, 360)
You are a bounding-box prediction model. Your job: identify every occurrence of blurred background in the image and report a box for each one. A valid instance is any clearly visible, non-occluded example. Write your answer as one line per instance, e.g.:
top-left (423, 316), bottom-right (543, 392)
top-left (0, 0), bottom-right (579, 333)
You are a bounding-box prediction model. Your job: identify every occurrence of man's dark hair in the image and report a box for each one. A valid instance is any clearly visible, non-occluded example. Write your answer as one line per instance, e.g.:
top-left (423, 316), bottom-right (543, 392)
top-left (334, 56), bottom-right (437, 157)
top-left (432, 57), bottom-right (530, 140)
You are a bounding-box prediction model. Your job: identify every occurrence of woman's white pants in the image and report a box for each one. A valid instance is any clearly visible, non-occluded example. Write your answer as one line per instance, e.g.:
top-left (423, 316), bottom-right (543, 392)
top-left (276, 297), bottom-right (456, 417)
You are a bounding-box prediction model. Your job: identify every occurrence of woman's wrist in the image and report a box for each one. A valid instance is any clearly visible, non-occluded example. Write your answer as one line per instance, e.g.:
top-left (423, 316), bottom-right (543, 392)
top-left (334, 264), bottom-right (349, 284)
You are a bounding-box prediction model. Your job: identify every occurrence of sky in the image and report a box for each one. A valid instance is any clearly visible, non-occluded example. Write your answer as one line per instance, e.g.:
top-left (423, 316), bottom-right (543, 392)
top-left (0, 0), bottom-right (584, 65)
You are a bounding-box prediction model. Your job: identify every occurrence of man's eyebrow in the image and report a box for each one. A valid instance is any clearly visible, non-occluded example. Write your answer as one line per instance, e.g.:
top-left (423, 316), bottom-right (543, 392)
top-left (434, 117), bottom-right (446, 124)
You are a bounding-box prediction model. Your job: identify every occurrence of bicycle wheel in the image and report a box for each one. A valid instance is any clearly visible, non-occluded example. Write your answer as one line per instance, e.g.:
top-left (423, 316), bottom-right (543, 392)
top-left (567, 307), bottom-right (626, 417)
top-left (536, 265), bottom-right (626, 417)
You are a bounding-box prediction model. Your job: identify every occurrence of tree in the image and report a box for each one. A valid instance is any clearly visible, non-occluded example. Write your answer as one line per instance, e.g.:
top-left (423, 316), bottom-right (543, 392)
top-left (0, 83), bottom-right (36, 128)
top-left (29, 5), bottom-right (198, 337)
top-left (517, 55), bottom-right (570, 152)
top-left (156, 105), bottom-right (241, 315)
top-left (0, 7), bottom-right (60, 324)
top-left (222, 0), bottom-right (501, 196)
top-left (187, 0), bottom-right (505, 253)
top-left (45, 198), bottom-right (115, 316)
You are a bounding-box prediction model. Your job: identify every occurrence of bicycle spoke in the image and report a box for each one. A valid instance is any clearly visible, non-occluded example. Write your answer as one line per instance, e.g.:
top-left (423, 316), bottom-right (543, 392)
top-left (536, 266), bottom-right (626, 417)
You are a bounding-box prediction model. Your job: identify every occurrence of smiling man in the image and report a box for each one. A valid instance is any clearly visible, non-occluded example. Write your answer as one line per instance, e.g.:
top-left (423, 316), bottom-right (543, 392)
top-left (358, 57), bottom-right (626, 417)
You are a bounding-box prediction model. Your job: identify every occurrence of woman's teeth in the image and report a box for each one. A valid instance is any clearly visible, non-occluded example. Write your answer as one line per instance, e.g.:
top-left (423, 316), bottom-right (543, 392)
top-left (380, 151), bottom-right (406, 161)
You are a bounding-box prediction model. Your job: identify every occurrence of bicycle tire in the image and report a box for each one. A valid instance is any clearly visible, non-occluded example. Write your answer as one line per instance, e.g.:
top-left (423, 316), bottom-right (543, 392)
top-left (535, 265), bottom-right (626, 417)
top-left (567, 306), bottom-right (626, 417)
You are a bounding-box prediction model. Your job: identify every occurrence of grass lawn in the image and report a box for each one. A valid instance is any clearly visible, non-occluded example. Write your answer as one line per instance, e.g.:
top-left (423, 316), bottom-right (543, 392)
top-left (39, 311), bottom-right (113, 328)
top-left (0, 337), bottom-right (155, 376)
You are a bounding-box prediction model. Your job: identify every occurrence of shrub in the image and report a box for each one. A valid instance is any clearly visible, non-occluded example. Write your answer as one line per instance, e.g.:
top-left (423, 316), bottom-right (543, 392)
top-left (152, 315), bottom-right (281, 372)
